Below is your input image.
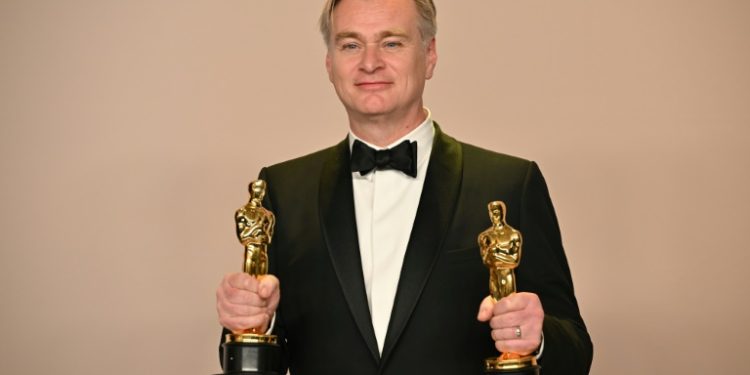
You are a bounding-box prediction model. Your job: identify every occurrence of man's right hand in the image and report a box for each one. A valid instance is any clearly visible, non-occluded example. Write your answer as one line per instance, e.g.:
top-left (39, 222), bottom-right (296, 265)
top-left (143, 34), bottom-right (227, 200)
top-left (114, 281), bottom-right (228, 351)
top-left (216, 272), bottom-right (280, 333)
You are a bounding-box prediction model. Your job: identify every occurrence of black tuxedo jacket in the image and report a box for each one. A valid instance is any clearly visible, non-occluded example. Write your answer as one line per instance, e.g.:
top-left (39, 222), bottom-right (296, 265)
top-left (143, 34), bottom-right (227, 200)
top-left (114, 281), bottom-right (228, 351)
top-left (221, 126), bottom-right (592, 374)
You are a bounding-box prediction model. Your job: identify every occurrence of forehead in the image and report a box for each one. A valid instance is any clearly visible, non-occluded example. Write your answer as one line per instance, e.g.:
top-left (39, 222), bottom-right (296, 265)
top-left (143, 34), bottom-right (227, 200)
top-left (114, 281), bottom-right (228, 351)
top-left (331, 0), bottom-right (420, 36)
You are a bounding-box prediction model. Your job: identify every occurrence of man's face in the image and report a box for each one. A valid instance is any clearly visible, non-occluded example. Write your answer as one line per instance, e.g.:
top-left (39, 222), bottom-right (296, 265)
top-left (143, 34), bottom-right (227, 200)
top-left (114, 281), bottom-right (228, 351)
top-left (325, 0), bottom-right (437, 122)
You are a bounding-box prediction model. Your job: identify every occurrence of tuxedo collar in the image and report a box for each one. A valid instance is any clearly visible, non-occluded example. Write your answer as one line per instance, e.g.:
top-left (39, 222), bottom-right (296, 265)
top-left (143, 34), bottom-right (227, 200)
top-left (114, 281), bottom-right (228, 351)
top-left (318, 123), bottom-right (463, 365)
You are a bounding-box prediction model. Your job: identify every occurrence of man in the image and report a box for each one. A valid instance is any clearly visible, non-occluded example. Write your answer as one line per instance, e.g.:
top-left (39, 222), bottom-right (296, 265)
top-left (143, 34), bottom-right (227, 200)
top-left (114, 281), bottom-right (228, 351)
top-left (216, 0), bottom-right (593, 373)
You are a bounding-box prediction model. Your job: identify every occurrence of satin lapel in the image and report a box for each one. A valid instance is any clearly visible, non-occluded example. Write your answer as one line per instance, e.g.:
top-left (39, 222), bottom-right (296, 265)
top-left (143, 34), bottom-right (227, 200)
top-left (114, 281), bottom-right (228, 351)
top-left (380, 125), bottom-right (463, 363)
top-left (318, 139), bottom-right (380, 363)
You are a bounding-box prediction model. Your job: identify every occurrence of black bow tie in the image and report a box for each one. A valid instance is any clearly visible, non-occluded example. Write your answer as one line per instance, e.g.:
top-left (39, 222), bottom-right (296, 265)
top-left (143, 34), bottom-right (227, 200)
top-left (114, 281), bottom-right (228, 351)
top-left (350, 139), bottom-right (418, 178)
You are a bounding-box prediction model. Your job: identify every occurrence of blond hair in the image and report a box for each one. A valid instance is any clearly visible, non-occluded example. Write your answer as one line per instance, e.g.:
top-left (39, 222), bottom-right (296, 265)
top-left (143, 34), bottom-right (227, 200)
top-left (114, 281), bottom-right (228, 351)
top-left (319, 0), bottom-right (437, 46)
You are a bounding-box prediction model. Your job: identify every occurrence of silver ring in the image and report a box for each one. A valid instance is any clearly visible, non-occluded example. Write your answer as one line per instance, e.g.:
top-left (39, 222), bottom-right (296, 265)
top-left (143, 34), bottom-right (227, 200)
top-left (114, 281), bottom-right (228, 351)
top-left (514, 326), bottom-right (522, 338)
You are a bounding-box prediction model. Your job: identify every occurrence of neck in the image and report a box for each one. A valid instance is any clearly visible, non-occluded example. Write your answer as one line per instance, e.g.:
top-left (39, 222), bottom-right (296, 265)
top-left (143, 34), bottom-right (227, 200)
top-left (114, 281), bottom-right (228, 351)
top-left (348, 106), bottom-right (427, 147)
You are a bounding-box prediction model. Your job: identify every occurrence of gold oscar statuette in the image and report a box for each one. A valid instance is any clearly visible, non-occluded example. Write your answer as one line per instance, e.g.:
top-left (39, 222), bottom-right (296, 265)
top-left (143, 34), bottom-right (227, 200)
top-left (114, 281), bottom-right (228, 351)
top-left (218, 180), bottom-right (281, 375)
top-left (478, 201), bottom-right (540, 375)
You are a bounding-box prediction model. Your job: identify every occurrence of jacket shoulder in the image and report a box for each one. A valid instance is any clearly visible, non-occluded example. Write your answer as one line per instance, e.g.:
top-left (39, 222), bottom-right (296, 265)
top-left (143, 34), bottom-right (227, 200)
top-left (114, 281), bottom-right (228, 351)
top-left (459, 141), bottom-right (534, 177)
top-left (262, 141), bottom-right (342, 183)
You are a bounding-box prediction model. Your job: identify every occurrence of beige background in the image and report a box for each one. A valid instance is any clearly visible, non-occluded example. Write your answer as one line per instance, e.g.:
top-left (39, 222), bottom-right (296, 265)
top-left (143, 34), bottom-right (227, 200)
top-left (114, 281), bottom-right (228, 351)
top-left (1, 0), bottom-right (748, 374)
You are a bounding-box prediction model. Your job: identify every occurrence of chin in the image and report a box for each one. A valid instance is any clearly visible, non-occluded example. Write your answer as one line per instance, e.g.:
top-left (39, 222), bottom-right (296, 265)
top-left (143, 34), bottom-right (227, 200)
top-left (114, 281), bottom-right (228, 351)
top-left (351, 107), bottom-right (391, 119)
top-left (354, 98), bottom-right (394, 114)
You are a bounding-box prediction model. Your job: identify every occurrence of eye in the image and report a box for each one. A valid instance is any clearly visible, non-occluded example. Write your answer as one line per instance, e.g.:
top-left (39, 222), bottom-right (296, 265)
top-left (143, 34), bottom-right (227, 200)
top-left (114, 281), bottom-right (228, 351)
top-left (383, 40), bottom-right (403, 49)
top-left (340, 42), bottom-right (360, 51)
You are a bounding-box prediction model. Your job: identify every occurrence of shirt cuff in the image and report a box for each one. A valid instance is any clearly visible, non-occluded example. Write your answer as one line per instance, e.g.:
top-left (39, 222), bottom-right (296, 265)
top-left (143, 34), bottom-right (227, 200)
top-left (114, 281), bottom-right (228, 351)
top-left (264, 312), bottom-right (276, 335)
top-left (534, 332), bottom-right (545, 360)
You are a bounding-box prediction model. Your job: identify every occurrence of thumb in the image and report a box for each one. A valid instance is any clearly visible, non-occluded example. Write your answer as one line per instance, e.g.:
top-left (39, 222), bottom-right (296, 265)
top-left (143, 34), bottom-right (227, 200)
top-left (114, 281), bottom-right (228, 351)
top-left (477, 295), bottom-right (495, 322)
top-left (258, 274), bottom-right (280, 299)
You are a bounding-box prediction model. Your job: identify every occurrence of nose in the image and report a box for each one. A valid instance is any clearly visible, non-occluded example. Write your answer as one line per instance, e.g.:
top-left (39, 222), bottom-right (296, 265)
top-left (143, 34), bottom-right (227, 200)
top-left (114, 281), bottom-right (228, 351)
top-left (359, 44), bottom-right (384, 73)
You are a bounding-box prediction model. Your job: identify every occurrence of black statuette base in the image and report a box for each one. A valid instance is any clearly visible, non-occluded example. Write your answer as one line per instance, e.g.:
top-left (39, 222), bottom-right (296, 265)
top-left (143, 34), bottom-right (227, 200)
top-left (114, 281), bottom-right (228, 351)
top-left (218, 341), bottom-right (281, 375)
top-left (485, 365), bottom-right (541, 375)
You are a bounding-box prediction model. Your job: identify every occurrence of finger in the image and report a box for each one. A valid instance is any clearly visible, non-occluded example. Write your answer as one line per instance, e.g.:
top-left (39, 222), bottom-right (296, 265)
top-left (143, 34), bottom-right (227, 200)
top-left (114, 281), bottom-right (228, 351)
top-left (491, 326), bottom-right (524, 341)
top-left (477, 296), bottom-right (495, 322)
top-left (489, 310), bottom-right (523, 329)
top-left (258, 274), bottom-right (280, 299)
top-left (490, 301), bottom-right (544, 334)
top-left (225, 272), bottom-right (258, 292)
top-left (223, 313), bottom-right (271, 334)
top-left (507, 292), bottom-right (543, 313)
top-left (217, 296), bottom-right (273, 330)
top-left (498, 293), bottom-right (544, 328)
top-left (223, 290), bottom-right (269, 309)
top-left (492, 293), bottom-right (528, 315)
top-left (492, 326), bottom-right (543, 356)
top-left (218, 300), bottom-right (267, 319)
top-left (219, 281), bottom-right (269, 306)
top-left (516, 292), bottom-right (545, 320)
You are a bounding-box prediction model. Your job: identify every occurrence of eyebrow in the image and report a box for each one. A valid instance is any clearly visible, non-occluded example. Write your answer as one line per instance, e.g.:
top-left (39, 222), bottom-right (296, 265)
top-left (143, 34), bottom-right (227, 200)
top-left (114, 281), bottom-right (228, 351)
top-left (334, 29), bottom-right (411, 43)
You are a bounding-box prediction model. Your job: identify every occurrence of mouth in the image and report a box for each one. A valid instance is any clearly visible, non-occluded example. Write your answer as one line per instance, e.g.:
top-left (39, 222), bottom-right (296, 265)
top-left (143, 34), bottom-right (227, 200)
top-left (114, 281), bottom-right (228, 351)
top-left (355, 81), bottom-right (392, 90)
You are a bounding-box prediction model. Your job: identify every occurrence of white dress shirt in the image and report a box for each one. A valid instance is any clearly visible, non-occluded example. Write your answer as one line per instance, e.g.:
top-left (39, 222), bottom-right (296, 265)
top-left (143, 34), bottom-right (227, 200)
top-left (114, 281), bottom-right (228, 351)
top-left (348, 110), bottom-right (435, 355)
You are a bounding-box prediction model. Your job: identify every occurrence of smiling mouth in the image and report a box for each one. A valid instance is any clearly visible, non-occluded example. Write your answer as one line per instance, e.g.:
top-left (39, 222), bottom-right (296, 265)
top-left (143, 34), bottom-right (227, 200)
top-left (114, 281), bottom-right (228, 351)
top-left (356, 82), bottom-right (392, 89)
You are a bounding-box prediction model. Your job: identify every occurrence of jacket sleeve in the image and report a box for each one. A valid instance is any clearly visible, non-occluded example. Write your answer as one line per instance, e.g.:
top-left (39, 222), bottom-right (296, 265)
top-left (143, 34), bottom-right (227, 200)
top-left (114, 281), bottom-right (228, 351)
top-left (261, 167), bottom-right (291, 374)
top-left (518, 161), bottom-right (593, 374)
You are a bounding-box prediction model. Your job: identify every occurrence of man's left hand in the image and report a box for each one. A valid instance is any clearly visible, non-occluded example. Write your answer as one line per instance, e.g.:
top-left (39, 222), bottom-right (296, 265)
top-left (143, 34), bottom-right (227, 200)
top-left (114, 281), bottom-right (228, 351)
top-left (477, 292), bottom-right (544, 355)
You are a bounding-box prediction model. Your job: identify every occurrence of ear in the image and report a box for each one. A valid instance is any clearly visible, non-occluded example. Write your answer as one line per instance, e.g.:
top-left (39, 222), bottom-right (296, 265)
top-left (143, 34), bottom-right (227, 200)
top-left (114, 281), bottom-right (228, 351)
top-left (325, 51), bottom-right (334, 82)
top-left (424, 37), bottom-right (437, 80)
